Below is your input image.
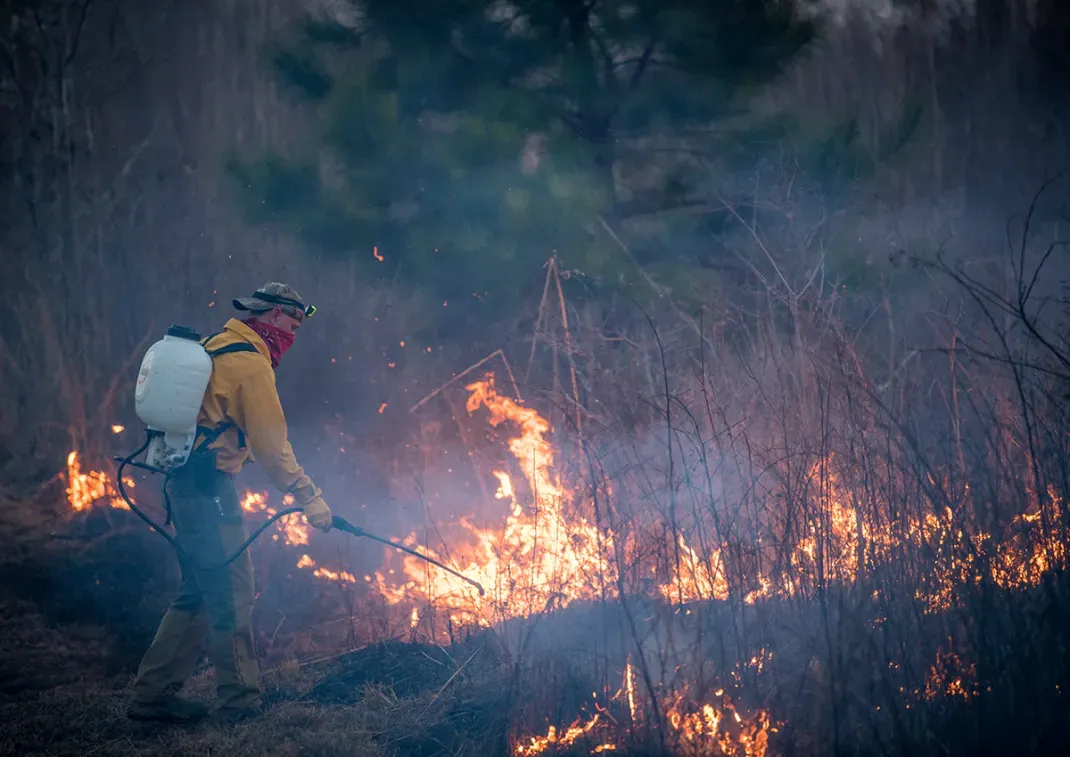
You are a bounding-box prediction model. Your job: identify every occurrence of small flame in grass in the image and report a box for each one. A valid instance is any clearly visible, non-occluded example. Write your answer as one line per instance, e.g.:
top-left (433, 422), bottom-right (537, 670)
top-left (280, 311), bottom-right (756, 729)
top-left (65, 451), bottom-right (133, 511)
top-left (111, 425), bottom-right (124, 434)
top-left (514, 666), bottom-right (772, 756)
top-left (660, 534), bottom-right (729, 603)
top-left (295, 553), bottom-right (357, 583)
top-left (922, 646), bottom-right (979, 702)
top-left (313, 566), bottom-right (358, 583)
top-left (515, 715), bottom-right (603, 755)
top-left (63, 446), bottom-right (357, 588)
top-left (241, 490), bottom-right (309, 546)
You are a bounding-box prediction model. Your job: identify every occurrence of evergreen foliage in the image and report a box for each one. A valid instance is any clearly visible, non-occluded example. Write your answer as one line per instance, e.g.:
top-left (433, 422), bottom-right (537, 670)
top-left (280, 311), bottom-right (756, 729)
top-left (228, 1), bottom-right (864, 317)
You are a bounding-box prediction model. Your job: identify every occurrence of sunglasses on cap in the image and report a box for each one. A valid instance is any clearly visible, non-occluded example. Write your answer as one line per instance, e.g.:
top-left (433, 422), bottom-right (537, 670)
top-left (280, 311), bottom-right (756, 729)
top-left (252, 291), bottom-right (317, 319)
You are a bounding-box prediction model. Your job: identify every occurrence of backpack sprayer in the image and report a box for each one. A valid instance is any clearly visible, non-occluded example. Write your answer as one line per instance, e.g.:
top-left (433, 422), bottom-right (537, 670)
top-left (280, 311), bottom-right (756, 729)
top-left (109, 324), bottom-right (484, 595)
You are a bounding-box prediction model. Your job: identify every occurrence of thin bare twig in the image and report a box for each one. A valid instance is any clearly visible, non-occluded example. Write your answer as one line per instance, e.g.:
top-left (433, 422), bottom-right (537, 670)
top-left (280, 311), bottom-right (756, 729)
top-left (409, 349), bottom-right (522, 413)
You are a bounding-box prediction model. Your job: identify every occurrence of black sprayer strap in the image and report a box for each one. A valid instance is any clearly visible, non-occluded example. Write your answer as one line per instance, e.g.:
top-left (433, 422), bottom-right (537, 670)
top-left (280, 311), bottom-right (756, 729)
top-left (189, 333), bottom-right (260, 456)
top-left (206, 343), bottom-right (259, 357)
top-left (205, 342), bottom-right (257, 451)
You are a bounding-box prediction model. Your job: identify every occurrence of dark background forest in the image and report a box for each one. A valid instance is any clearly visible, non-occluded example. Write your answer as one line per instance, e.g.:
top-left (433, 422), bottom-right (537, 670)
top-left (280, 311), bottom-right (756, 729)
top-left (1, 1), bottom-right (1069, 756)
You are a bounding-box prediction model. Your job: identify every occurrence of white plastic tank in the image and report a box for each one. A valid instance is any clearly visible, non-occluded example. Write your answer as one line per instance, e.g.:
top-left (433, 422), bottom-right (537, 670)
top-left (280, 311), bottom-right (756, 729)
top-left (134, 325), bottom-right (213, 470)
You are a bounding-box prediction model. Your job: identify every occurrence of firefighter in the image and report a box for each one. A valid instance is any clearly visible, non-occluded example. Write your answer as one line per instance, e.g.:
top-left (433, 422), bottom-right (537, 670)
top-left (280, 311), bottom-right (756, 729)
top-left (127, 283), bottom-right (333, 724)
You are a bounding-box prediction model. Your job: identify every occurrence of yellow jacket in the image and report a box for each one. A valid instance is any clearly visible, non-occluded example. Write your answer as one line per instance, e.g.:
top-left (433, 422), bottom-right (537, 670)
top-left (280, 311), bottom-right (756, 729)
top-left (194, 318), bottom-right (321, 505)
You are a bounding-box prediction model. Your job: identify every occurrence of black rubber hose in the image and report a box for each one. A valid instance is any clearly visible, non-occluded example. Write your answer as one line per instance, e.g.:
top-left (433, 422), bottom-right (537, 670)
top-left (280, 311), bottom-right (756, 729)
top-left (116, 432), bottom-right (303, 571)
top-left (115, 435), bottom-right (183, 555)
top-left (115, 431), bottom-right (486, 595)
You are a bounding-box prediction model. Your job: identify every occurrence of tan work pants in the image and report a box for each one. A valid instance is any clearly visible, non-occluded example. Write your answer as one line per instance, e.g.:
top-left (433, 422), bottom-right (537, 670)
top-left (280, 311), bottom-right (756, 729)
top-left (131, 466), bottom-right (260, 712)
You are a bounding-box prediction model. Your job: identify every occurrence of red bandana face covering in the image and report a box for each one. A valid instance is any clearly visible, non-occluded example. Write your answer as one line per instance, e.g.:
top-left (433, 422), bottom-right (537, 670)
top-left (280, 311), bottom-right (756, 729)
top-left (243, 319), bottom-right (295, 369)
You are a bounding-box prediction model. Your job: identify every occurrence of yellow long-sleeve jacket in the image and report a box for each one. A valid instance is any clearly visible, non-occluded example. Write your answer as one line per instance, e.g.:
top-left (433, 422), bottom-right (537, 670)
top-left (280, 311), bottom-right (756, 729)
top-left (193, 318), bottom-right (322, 505)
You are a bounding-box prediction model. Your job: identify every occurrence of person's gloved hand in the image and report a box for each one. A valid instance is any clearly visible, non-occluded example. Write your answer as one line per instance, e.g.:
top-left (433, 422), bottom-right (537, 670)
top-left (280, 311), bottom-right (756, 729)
top-left (302, 496), bottom-right (333, 532)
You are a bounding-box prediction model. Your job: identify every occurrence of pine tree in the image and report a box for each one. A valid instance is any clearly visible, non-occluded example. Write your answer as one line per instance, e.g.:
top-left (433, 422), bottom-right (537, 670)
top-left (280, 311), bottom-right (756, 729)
top-left (228, 1), bottom-right (819, 318)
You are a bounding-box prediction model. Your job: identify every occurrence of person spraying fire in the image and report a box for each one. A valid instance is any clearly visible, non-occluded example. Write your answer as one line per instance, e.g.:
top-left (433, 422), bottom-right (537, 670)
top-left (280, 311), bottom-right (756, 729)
top-left (127, 283), bottom-right (333, 724)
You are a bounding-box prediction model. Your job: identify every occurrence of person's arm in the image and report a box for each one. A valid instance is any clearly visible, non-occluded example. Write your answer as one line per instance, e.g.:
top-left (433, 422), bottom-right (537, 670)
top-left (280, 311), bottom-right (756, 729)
top-left (230, 358), bottom-right (322, 505)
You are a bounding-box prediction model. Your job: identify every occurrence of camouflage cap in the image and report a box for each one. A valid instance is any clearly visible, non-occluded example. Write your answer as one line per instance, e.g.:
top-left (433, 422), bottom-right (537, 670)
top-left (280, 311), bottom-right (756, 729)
top-left (233, 282), bottom-right (315, 319)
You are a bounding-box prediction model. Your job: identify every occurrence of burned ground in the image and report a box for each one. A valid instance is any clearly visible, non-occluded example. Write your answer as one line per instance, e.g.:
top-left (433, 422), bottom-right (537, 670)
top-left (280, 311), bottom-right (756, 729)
top-left (4, 487), bottom-right (1070, 757)
top-left (0, 486), bottom-right (620, 757)
top-left (0, 561), bottom-right (508, 757)
top-left (0, 495), bottom-right (504, 757)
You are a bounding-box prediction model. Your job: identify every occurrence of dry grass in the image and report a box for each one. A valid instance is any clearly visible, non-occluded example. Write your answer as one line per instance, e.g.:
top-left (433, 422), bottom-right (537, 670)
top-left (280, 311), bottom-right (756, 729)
top-left (4, 475), bottom-right (1070, 757)
top-left (0, 578), bottom-right (507, 757)
top-left (0, 503), bottom-right (514, 757)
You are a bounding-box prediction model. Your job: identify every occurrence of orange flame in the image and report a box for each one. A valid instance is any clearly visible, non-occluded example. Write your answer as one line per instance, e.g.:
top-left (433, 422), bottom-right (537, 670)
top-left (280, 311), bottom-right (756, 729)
top-left (514, 666), bottom-right (772, 756)
top-left (241, 490), bottom-right (309, 547)
top-left (380, 374), bottom-right (616, 626)
top-left (515, 714), bottom-right (603, 755)
top-left (65, 451), bottom-right (133, 511)
top-left (312, 566), bottom-right (358, 583)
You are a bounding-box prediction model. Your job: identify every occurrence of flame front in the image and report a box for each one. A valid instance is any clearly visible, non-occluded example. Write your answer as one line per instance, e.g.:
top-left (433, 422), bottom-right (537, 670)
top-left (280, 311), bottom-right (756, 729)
top-left (62, 376), bottom-right (1068, 614)
top-left (59, 367), bottom-right (1070, 756)
top-left (382, 375), bottom-right (616, 625)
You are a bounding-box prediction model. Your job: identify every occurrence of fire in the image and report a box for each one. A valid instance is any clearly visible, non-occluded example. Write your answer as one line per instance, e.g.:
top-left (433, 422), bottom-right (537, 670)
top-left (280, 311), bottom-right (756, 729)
top-left (293, 553), bottom-right (357, 583)
top-left (64, 391), bottom-right (1069, 620)
top-left (57, 382), bottom-right (1070, 754)
top-left (664, 689), bottom-right (771, 757)
top-left (381, 374), bottom-right (616, 624)
top-left (515, 714), bottom-right (603, 755)
top-left (370, 376), bottom-right (1069, 631)
top-left (64, 449), bottom-right (336, 576)
top-left (241, 490), bottom-right (309, 547)
top-left (669, 454), bottom-right (1067, 616)
top-left (240, 491), bottom-right (268, 512)
top-left (65, 451), bottom-right (133, 511)
top-left (313, 566), bottom-right (358, 583)
top-left (624, 660), bottom-right (638, 723)
top-left (514, 665), bottom-right (772, 756)
top-left (922, 646), bottom-right (978, 702)
top-left (660, 534), bottom-right (729, 603)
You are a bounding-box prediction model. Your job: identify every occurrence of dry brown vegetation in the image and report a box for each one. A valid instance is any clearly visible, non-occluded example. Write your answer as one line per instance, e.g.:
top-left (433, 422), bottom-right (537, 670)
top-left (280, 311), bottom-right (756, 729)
top-left (3, 2), bottom-right (1070, 756)
top-left (3, 178), bottom-right (1069, 756)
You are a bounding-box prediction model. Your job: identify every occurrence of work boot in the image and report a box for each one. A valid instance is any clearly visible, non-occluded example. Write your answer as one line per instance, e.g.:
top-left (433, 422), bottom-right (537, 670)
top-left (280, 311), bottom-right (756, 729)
top-left (215, 704), bottom-right (262, 724)
top-left (127, 695), bottom-right (209, 724)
